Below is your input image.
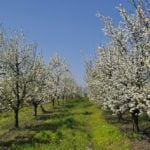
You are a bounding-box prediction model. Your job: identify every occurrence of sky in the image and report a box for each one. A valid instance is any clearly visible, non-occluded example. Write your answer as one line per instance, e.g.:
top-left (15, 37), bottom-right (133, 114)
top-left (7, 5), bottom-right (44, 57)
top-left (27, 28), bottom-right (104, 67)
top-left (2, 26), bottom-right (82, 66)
top-left (0, 0), bottom-right (132, 87)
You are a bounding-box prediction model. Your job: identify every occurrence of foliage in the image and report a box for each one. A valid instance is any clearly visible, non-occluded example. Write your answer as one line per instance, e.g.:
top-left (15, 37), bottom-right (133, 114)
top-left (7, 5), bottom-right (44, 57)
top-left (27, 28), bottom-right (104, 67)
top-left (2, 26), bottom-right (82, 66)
top-left (85, 0), bottom-right (150, 131)
top-left (0, 31), bottom-right (37, 127)
top-left (0, 28), bottom-right (82, 127)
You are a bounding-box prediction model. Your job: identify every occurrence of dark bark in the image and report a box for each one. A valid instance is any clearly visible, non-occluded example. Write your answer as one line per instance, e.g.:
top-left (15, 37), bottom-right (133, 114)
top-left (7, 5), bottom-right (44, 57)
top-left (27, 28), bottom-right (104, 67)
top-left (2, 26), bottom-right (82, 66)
top-left (52, 99), bottom-right (55, 108)
top-left (14, 109), bottom-right (19, 128)
top-left (15, 55), bottom-right (20, 128)
top-left (34, 104), bottom-right (38, 116)
top-left (62, 96), bottom-right (65, 105)
top-left (117, 111), bottom-right (123, 121)
top-left (57, 96), bottom-right (60, 105)
top-left (57, 100), bottom-right (60, 105)
top-left (40, 105), bottom-right (44, 112)
top-left (40, 105), bottom-right (48, 113)
top-left (132, 109), bottom-right (140, 132)
top-left (66, 97), bottom-right (68, 104)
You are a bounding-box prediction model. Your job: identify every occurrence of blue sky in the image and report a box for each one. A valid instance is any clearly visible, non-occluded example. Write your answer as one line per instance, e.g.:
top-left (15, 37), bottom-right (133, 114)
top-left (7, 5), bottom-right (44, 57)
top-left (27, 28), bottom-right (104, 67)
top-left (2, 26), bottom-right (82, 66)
top-left (0, 0), bottom-right (131, 86)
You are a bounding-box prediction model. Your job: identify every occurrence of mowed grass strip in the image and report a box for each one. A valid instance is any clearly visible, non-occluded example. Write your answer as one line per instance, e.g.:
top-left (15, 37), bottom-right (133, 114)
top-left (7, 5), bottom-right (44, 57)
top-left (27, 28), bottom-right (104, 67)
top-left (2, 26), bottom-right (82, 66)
top-left (0, 99), bottom-right (130, 150)
top-left (70, 99), bottom-right (130, 150)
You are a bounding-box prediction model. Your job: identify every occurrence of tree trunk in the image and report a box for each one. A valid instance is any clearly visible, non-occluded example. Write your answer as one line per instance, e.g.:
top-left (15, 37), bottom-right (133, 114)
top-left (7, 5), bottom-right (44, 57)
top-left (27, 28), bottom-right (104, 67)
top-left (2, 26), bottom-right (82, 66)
top-left (132, 109), bottom-right (140, 132)
top-left (57, 96), bottom-right (60, 105)
top-left (52, 99), bottom-right (55, 108)
top-left (66, 97), bottom-right (68, 104)
top-left (62, 96), bottom-right (65, 105)
top-left (34, 104), bottom-right (38, 116)
top-left (117, 111), bottom-right (123, 121)
top-left (57, 100), bottom-right (60, 105)
top-left (40, 105), bottom-right (49, 113)
top-left (14, 109), bottom-right (19, 128)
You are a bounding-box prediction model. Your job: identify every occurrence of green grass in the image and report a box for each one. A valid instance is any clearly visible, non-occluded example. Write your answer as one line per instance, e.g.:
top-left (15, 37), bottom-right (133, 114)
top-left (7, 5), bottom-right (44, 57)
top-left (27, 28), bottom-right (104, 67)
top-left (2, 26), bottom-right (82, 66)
top-left (0, 98), bottom-right (131, 150)
top-left (103, 109), bottom-right (150, 142)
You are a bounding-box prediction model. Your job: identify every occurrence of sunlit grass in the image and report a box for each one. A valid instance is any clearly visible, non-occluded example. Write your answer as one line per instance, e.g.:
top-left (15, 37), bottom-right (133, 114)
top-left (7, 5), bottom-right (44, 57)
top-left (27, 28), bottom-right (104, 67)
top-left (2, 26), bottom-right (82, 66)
top-left (87, 105), bottom-right (130, 150)
top-left (0, 98), bottom-right (131, 150)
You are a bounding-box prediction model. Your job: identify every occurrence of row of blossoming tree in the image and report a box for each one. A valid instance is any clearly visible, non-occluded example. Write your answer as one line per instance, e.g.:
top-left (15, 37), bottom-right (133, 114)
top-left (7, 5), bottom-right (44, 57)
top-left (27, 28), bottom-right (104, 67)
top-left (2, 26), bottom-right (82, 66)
top-left (85, 0), bottom-right (150, 132)
top-left (0, 29), bottom-right (82, 128)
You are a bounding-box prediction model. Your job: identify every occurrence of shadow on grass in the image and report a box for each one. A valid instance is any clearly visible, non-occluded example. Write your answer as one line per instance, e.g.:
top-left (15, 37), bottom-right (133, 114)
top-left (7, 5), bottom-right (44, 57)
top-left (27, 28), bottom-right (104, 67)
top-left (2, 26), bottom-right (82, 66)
top-left (83, 103), bottom-right (93, 108)
top-left (0, 129), bottom-right (34, 149)
top-left (103, 110), bottom-right (150, 141)
top-left (65, 104), bottom-right (76, 108)
top-left (0, 116), bottom-right (82, 149)
top-left (142, 127), bottom-right (150, 139)
top-left (26, 116), bottom-right (82, 131)
top-left (0, 100), bottom-right (90, 149)
top-left (35, 111), bottom-right (74, 121)
top-left (26, 120), bottom-right (63, 132)
top-left (37, 105), bottom-right (86, 121)
top-left (35, 114), bottom-right (51, 120)
top-left (103, 111), bottom-right (132, 125)
top-left (82, 111), bottom-right (93, 115)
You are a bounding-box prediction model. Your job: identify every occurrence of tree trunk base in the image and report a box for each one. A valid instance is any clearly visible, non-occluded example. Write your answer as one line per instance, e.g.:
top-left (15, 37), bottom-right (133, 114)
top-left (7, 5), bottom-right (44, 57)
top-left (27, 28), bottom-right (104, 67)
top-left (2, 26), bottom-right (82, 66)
top-left (132, 109), bottom-right (140, 132)
top-left (14, 109), bottom-right (19, 128)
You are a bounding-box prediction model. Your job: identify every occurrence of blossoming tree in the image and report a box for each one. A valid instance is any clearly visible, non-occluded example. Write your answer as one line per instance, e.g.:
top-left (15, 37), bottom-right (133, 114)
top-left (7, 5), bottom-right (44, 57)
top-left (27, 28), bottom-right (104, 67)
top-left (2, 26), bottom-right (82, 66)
top-left (0, 32), bottom-right (37, 128)
top-left (85, 0), bottom-right (150, 132)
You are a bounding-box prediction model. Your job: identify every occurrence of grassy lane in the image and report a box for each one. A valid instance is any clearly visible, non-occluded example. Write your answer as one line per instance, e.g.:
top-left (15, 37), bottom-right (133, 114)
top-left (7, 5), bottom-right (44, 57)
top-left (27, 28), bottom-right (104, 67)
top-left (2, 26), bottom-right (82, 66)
top-left (70, 99), bottom-right (130, 150)
top-left (0, 99), bottom-right (130, 150)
